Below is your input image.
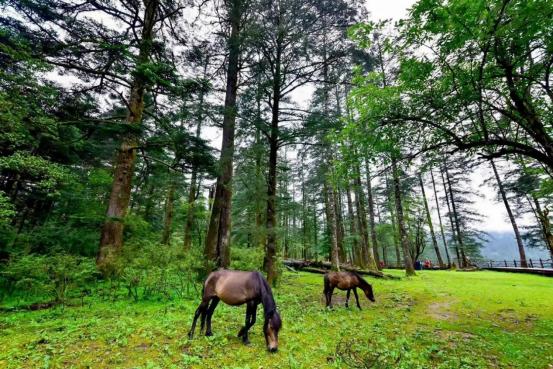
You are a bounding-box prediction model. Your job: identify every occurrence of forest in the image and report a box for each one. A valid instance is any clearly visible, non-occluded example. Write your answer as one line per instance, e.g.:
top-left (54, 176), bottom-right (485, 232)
top-left (1, 0), bottom-right (553, 368)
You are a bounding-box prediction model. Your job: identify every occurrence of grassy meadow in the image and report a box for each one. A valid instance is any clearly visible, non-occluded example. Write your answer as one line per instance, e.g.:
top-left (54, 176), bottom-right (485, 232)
top-left (1, 270), bottom-right (552, 369)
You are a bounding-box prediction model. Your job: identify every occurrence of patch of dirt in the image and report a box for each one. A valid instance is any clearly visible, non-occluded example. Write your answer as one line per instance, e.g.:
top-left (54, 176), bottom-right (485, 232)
top-left (135, 343), bottom-right (149, 351)
top-left (428, 301), bottom-right (457, 321)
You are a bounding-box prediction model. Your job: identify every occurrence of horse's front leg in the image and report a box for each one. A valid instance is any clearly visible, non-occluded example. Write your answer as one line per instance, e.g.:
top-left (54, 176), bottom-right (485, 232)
top-left (204, 297), bottom-right (220, 336)
top-left (353, 288), bottom-right (361, 310)
top-left (237, 303), bottom-right (251, 339)
top-left (345, 289), bottom-right (350, 308)
top-left (241, 302), bottom-right (257, 345)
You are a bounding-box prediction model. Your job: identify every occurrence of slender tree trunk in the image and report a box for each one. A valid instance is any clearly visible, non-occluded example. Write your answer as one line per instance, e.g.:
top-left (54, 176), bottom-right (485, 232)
top-left (392, 158), bottom-right (415, 276)
top-left (365, 159), bottom-right (381, 270)
top-left (204, 0), bottom-right (242, 270)
top-left (323, 183), bottom-right (340, 271)
top-left (532, 197), bottom-right (553, 258)
top-left (441, 167), bottom-right (460, 265)
top-left (346, 185), bottom-right (360, 266)
top-left (385, 173), bottom-right (401, 267)
top-left (161, 181), bottom-right (176, 245)
top-left (431, 169), bottom-right (451, 267)
top-left (334, 187), bottom-right (346, 262)
top-left (490, 160), bottom-right (528, 267)
top-left (354, 164), bottom-right (377, 271)
top-left (444, 165), bottom-right (467, 268)
top-left (419, 173), bottom-right (445, 268)
top-left (264, 35), bottom-right (282, 286)
top-left (183, 62), bottom-right (208, 252)
top-left (183, 170), bottom-right (197, 251)
top-left (97, 0), bottom-right (159, 268)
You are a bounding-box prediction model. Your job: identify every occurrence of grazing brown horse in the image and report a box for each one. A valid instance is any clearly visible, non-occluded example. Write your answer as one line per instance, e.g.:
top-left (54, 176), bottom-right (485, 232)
top-left (323, 271), bottom-right (375, 309)
top-left (188, 270), bottom-right (282, 352)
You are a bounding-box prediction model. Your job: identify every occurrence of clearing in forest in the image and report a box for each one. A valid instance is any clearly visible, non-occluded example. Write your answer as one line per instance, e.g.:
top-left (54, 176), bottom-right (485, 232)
top-left (1, 270), bottom-right (552, 369)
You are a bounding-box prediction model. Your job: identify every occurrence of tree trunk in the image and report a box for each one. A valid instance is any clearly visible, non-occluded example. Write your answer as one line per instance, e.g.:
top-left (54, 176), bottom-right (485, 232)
top-left (419, 173), bottom-right (445, 268)
top-left (183, 61), bottom-right (208, 252)
top-left (323, 183), bottom-right (340, 271)
top-left (346, 185), bottom-right (360, 266)
top-left (264, 34), bottom-right (282, 286)
top-left (490, 160), bottom-right (528, 267)
top-left (431, 169), bottom-right (451, 267)
top-left (204, 0), bottom-right (241, 270)
top-left (385, 173), bottom-right (401, 267)
top-left (183, 170), bottom-right (197, 252)
top-left (354, 165), bottom-right (377, 271)
top-left (444, 165), bottom-right (467, 268)
top-left (365, 159), bottom-right (381, 270)
top-left (532, 197), bottom-right (553, 259)
top-left (161, 182), bottom-right (176, 245)
top-left (392, 157), bottom-right (415, 276)
top-left (97, 0), bottom-right (159, 268)
top-left (441, 168), bottom-right (460, 265)
top-left (334, 187), bottom-right (346, 262)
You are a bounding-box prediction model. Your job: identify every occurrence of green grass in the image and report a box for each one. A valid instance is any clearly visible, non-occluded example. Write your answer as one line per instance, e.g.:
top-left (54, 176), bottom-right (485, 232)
top-left (1, 270), bottom-right (552, 368)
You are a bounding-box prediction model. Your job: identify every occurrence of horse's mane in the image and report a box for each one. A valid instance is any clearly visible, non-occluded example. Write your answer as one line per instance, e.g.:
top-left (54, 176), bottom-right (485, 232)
top-left (256, 272), bottom-right (279, 322)
top-left (350, 271), bottom-right (371, 289)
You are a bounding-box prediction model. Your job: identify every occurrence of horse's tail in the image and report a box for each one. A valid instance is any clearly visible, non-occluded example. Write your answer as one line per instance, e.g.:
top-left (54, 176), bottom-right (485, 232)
top-left (323, 273), bottom-right (330, 294)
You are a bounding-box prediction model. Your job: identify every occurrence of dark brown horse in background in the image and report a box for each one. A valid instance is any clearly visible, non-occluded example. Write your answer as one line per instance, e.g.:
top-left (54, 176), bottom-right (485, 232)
top-left (324, 271), bottom-right (375, 309)
top-left (188, 270), bottom-right (282, 352)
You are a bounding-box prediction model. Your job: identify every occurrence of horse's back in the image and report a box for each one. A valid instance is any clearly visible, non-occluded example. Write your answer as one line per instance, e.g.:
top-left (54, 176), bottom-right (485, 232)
top-left (206, 270), bottom-right (260, 306)
top-left (325, 271), bottom-right (358, 290)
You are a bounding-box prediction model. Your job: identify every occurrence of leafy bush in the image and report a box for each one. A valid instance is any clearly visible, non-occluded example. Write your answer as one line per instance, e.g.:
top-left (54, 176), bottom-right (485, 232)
top-left (0, 253), bottom-right (98, 304)
top-left (230, 246), bottom-right (264, 271)
top-left (110, 241), bottom-right (203, 302)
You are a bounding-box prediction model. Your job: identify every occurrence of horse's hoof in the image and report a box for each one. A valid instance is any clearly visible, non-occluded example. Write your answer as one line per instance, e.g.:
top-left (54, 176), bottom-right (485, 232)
top-left (188, 333), bottom-right (193, 340)
top-left (238, 329), bottom-right (244, 338)
top-left (243, 339), bottom-right (251, 345)
top-left (205, 331), bottom-right (213, 337)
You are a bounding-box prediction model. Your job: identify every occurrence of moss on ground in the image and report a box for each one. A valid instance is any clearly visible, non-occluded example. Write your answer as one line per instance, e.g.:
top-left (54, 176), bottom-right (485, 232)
top-left (1, 270), bottom-right (552, 368)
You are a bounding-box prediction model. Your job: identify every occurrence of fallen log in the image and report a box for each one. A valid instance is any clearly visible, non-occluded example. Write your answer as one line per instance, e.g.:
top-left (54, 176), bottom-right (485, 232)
top-left (283, 259), bottom-right (400, 279)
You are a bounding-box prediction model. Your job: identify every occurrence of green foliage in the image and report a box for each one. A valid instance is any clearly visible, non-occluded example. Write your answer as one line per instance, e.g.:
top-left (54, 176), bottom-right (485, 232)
top-left (230, 247), bottom-right (264, 271)
top-left (0, 253), bottom-right (97, 304)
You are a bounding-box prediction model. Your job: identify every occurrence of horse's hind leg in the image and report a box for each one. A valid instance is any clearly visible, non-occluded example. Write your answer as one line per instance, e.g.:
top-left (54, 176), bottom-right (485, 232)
top-left (345, 289), bottom-right (350, 308)
top-left (205, 297), bottom-right (220, 336)
top-left (326, 286), bottom-right (335, 308)
top-left (188, 297), bottom-right (210, 339)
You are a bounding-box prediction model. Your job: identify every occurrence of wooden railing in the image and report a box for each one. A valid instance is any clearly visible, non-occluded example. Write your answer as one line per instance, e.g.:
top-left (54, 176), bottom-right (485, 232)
top-left (479, 258), bottom-right (553, 269)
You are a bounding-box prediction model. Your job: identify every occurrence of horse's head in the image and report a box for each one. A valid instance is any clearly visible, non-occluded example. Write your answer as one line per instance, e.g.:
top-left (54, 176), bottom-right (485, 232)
top-left (363, 283), bottom-right (375, 302)
top-left (264, 310), bottom-right (282, 353)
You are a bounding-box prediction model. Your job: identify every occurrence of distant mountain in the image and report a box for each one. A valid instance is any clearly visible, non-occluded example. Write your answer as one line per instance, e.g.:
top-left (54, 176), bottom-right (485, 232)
top-left (481, 231), bottom-right (550, 261)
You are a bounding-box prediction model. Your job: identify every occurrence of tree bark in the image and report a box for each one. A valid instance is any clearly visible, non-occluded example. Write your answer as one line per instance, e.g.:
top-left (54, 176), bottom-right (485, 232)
top-left (334, 187), bottom-right (346, 262)
top-left (97, 0), bottom-right (159, 268)
top-left (323, 183), bottom-right (340, 271)
top-left (183, 61), bottom-right (208, 252)
top-left (532, 197), bottom-right (553, 259)
top-left (204, 0), bottom-right (242, 270)
top-left (161, 182), bottom-right (176, 245)
top-left (386, 173), bottom-right (402, 268)
top-left (346, 184), bottom-right (360, 266)
top-left (431, 169), bottom-right (451, 267)
top-left (444, 165), bottom-right (467, 268)
top-left (365, 159), bottom-right (381, 269)
top-left (392, 157), bottom-right (416, 276)
top-left (441, 167), bottom-right (460, 265)
top-left (354, 164), bottom-right (377, 271)
top-left (490, 159), bottom-right (528, 267)
top-left (419, 173), bottom-right (445, 268)
top-left (263, 32), bottom-right (282, 286)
